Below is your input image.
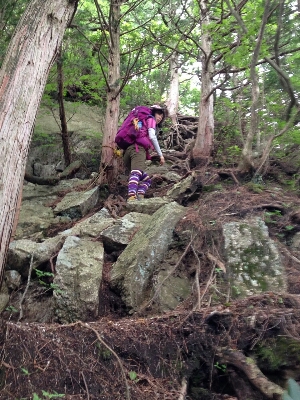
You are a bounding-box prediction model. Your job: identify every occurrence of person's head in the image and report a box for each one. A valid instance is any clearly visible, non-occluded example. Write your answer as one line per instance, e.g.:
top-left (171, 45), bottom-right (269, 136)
top-left (150, 105), bottom-right (165, 126)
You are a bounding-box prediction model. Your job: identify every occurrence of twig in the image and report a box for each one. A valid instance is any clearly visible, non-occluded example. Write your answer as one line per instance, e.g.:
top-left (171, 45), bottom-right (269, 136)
top-left (139, 238), bottom-right (194, 312)
top-left (194, 264), bottom-right (215, 310)
top-left (18, 253), bottom-right (34, 322)
top-left (206, 252), bottom-right (226, 273)
top-left (179, 263), bottom-right (216, 327)
top-left (280, 246), bottom-right (300, 265)
top-left (192, 245), bottom-right (201, 310)
top-left (80, 371), bottom-right (90, 400)
top-left (49, 252), bottom-right (59, 274)
top-left (77, 321), bottom-right (131, 400)
top-left (230, 171), bottom-right (240, 185)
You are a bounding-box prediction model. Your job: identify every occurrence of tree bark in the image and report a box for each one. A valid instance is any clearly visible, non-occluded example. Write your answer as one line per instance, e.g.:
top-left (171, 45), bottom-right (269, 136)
top-left (238, 0), bottom-right (271, 173)
top-left (192, 0), bottom-right (214, 167)
top-left (98, 0), bottom-right (122, 185)
top-left (166, 51), bottom-right (180, 126)
top-left (0, 0), bottom-right (78, 281)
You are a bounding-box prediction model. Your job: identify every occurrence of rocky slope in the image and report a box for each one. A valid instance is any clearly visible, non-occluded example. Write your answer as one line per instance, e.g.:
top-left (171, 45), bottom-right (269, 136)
top-left (1, 106), bottom-right (300, 399)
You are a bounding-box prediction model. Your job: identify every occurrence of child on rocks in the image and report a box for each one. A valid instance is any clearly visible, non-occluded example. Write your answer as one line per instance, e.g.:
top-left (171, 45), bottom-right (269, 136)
top-left (123, 105), bottom-right (165, 201)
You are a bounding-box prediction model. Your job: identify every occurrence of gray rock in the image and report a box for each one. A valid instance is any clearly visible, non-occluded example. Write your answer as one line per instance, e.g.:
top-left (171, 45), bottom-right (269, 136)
top-left (15, 179), bottom-right (92, 239)
top-left (100, 212), bottom-right (151, 251)
top-left (290, 232), bottom-right (300, 251)
top-left (110, 202), bottom-right (187, 311)
top-left (54, 187), bottom-right (99, 219)
top-left (163, 171), bottom-right (182, 182)
top-left (0, 282), bottom-right (10, 313)
top-left (61, 207), bottom-right (114, 238)
top-left (15, 200), bottom-right (56, 239)
top-left (22, 179), bottom-right (91, 201)
top-left (54, 236), bottom-right (104, 323)
top-left (4, 270), bottom-right (22, 290)
top-left (7, 236), bottom-right (66, 276)
top-left (166, 175), bottom-right (194, 199)
top-left (33, 162), bottom-right (56, 177)
top-left (154, 268), bottom-right (191, 312)
top-left (166, 171), bottom-right (202, 204)
top-left (223, 217), bottom-right (286, 298)
top-left (125, 196), bottom-right (170, 214)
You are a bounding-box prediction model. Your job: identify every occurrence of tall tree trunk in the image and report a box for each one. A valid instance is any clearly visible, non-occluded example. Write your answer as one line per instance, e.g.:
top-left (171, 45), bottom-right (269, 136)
top-left (98, 0), bottom-right (121, 185)
top-left (238, 0), bottom-right (271, 173)
top-left (166, 51), bottom-right (179, 126)
top-left (192, 0), bottom-right (214, 167)
top-left (0, 0), bottom-right (78, 281)
top-left (57, 44), bottom-right (72, 167)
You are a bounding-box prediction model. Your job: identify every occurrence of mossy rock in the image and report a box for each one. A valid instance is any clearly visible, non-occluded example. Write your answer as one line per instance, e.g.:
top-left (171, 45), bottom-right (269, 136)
top-left (255, 337), bottom-right (300, 371)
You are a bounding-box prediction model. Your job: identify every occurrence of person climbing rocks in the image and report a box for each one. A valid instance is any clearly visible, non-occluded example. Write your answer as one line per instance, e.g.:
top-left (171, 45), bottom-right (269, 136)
top-left (123, 105), bottom-right (166, 201)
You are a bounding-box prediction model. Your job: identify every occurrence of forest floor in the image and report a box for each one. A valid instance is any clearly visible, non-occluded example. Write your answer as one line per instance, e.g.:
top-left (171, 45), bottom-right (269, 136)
top-left (1, 154), bottom-right (300, 400)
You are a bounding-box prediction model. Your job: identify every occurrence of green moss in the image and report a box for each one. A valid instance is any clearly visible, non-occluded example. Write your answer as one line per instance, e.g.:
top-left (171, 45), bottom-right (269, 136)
top-left (255, 337), bottom-right (300, 371)
top-left (245, 182), bottom-right (265, 193)
top-left (203, 184), bottom-right (223, 192)
top-left (227, 222), bottom-right (281, 297)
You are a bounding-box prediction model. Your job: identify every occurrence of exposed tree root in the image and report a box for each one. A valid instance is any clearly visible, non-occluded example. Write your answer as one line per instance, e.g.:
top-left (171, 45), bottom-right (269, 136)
top-left (217, 348), bottom-right (284, 399)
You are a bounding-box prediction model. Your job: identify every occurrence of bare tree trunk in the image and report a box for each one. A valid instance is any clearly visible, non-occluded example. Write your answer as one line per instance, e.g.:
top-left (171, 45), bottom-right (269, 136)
top-left (0, 0), bottom-right (78, 281)
top-left (98, 0), bottom-right (122, 185)
top-left (166, 51), bottom-right (179, 126)
top-left (238, 0), bottom-right (271, 173)
top-left (192, 0), bottom-right (214, 167)
top-left (57, 44), bottom-right (72, 167)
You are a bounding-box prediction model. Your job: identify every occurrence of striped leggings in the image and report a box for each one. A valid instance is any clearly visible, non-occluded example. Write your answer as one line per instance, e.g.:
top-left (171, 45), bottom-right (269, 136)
top-left (128, 170), bottom-right (151, 197)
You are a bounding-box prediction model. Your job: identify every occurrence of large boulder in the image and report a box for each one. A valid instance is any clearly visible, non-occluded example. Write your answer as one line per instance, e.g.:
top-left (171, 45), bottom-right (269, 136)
top-left (110, 202), bottom-right (187, 311)
top-left (54, 236), bottom-right (104, 323)
top-left (223, 217), bottom-right (286, 298)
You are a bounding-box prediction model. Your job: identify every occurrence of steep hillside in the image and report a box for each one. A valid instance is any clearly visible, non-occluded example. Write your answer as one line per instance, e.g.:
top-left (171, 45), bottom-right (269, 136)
top-left (1, 109), bottom-right (300, 400)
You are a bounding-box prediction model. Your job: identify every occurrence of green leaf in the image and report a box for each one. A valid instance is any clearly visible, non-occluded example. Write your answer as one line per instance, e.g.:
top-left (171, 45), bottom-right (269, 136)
top-left (129, 371), bottom-right (138, 381)
top-left (285, 225), bottom-right (294, 231)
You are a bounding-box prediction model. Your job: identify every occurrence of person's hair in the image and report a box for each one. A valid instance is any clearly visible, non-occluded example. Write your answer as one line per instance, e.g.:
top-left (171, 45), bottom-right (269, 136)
top-left (150, 105), bottom-right (165, 126)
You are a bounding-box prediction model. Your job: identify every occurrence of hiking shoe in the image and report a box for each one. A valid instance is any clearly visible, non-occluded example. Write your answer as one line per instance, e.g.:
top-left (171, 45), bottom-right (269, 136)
top-left (137, 194), bottom-right (145, 200)
top-left (127, 195), bottom-right (137, 202)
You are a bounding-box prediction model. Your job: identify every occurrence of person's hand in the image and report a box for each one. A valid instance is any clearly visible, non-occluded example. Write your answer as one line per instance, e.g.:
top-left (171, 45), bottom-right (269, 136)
top-left (159, 155), bottom-right (165, 165)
